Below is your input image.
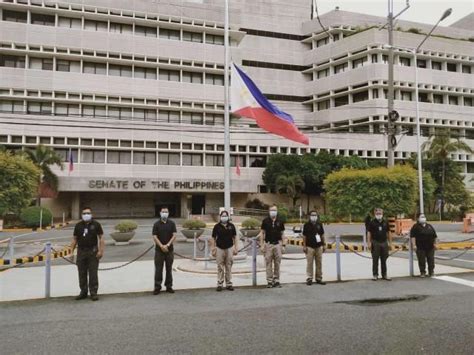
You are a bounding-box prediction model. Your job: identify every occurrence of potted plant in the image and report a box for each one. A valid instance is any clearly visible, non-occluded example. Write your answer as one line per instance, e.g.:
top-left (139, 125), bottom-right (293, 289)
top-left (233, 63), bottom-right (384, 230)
top-left (181, 219), bottom-right (206, 240)
top-left (240, 218), bottom-right (261, 238)
top-left (110, 220), bottom-right (138, 245)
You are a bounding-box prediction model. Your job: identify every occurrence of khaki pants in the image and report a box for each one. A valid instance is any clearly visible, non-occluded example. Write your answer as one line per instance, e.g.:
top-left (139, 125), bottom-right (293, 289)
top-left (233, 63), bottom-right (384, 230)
top-left (216, 247), bottom-right (233, 286)
top-left (264, 243), bottom-right (282, 283)
top-left (306, 246), bottom-right (323, 281)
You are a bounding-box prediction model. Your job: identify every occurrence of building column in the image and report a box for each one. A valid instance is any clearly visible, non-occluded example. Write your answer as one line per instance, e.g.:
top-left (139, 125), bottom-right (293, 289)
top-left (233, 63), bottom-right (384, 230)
top-left (71, 192), bottom-right (80, 219)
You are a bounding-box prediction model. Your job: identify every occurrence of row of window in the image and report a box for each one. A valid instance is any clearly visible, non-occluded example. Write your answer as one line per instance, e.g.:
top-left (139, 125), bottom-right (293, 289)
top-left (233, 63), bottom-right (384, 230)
top-left (0, 54), bottom-right (225, 85)
top-left (2, 10), bottom-right (225, 45)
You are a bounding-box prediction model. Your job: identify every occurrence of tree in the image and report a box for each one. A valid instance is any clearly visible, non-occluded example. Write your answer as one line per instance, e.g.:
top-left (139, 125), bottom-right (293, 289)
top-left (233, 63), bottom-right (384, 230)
top-left (0, 150), bottom-right (41, 216)
top-left (275, 174), bottom-right (305, 208)
top-left (25, 145), bottom-right (63, 206)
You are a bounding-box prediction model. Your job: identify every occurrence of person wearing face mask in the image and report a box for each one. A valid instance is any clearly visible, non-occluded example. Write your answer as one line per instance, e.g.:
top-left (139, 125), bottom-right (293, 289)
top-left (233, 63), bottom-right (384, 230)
top-left (367, 208), bottom-right (392, 281)
top-left (410, 213), bottom-right (438, 277)
top-left (259, 205), bottom-right (285, 288)
top-left (302, 211), bottom-right (326, 285)
top-left (152, 206), bottom-right (177, 295)
top-left (211, 210), bottom-right (238, 291)
top-left (71, 207), bottom-right (104, 301)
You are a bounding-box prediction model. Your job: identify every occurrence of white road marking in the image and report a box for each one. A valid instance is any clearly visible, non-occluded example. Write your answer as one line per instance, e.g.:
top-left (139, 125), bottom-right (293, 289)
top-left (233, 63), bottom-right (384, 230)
top-left (436, 256), bottom-right (474, 263)
top-left (433, 275), bottom-right (474, 288)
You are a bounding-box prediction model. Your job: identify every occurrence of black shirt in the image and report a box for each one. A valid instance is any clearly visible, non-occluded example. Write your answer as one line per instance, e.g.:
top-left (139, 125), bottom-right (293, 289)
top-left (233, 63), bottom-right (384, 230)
top-left (212, 222), bottom-right (237, 249)
top-left (410, 223), bottom-right (437, 250)
top-left (261, 217), bottom-right (285, 244)
top-left (73, 220), bottom-right (104, 250)
top-left (152, 219), bottom-right (177, 250)
top-left (368, 219), bottom-right (389, 242)
top-left (303, 221), bottom-right (325, 248)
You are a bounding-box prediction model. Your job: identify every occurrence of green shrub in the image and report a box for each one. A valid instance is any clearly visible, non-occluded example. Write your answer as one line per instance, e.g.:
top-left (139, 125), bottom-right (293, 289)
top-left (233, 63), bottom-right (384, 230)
top-left (183, 219), bottom-right (206, 229)
top-left (276, 205), bottom-right (288, 223)
top-left (407, 27), bottom-right (421, 34)
top-left (20, 206), bottom-right (52, 228)
top-left (241, 218), bottom-right (261, 229)
top-left (114, 220), bottom-right (138, 233)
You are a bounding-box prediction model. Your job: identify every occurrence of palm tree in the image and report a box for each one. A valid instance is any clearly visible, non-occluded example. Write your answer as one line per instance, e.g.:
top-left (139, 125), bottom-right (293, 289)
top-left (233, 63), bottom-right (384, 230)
top-left (422, 129), bottom-right (472, 215)
top-left (276, 174), bottom-right (305, 208)
top-left (25, 145), bottom-right (63, 206)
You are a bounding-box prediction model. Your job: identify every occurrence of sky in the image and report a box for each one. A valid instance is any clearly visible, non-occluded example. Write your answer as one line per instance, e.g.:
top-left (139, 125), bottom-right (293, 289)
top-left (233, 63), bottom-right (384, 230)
top-left (314, 0), bottom-right (473, 26)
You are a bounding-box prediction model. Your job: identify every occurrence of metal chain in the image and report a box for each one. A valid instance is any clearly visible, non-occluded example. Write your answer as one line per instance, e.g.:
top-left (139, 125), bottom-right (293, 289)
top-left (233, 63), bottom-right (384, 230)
top-left (438, 237), bottom-right (474, 244)
top-left (434, 247), bottom-right (472, 261)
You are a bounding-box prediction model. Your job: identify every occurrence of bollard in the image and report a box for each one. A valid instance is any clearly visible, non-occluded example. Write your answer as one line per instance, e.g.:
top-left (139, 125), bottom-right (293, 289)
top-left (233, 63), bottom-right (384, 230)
top-left (251, 237), bottom-right (257, 286)
top-left (39, 208), bottom-right (43, 230)
top-left (51, 214), bottom-right (54, 228)
top-left (363, 230), bottom-right (367, 252)
top-left (335, 235), bottom-right (341, 281)
top-left (408, 237), bottom-right (414, 277)
top-left (45, 241), bottom-right (52, 298)
top-left (62, 212), bottom-right (65, 225)
top-left (204, 237), bottom-right (209, 270)
top-left (9, 238), bottom-right (14, 262)
top-left (193, 231), bottom-right (197, 260)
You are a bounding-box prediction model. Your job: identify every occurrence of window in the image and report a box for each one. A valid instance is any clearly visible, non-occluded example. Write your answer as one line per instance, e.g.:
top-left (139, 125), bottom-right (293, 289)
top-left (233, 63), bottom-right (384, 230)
top-left (433, 94), bottom-right (443, 104)
top-left (133, 151), bottom-right (156, 165)
top-left (25, 136), bottom-right (37, 144)
top-left (382, 55), bottom-right (388, 64)
top-left (206, 154), bottom-right (224, 166)
top-left (0, 100), bottom-right (23, 113)
top-left (334, 95), bottom-right (349, 107)
top-left (400, 91), bottom-right (412, 101)
top-left (248, 156), bottom-right (266, 167)
top-left (205, 114), bottom-right (224, 125)
top-left (134, 66), bottom-right (157, 79)
top-left (135, 25), bottom-right (157, 37)
top-left (107, 151), bottom-right (131, 164)
top-left (317, 100), bottom-right (330, 111)
top-left (27, 101), bottom-right (52, 114)
top-left (417, 59), bottom-right (426, 68)
top-left (109, 22), bottom-right (132, 34)
top-left (464, 97), bottom-right (473, 107)
top-left (205, 74), bottom-right (224, 85)
top-left (447, 63), bottom-right (457, 72)
top-left (159, 69), bottom-right (180, 81)
top-left (31, 13), bottom-right (55, 26)
top-left (55, 103), bottom-right (80, 116)
top-left (399, 57), bottom-right (411, 67)
top-left (29, 57), bottom-right (53, 70)
top-left (353, 91), bottom-right (369, 103)
top-left (158, 153), bottom-right (180, 165)
top-left (182, 71), bottom-right (203, 84)
top-left (418, 93), bottom-right (429, 103)
top-left (448, 96), bottom-right (458, 105)
top-left (372, 89), bottom-right (379, 99)
top-left (108, 106), bottom-right (132, 119)
top-left (183, 31), bottom-right (203, 43)
top-left (462, 65), bottom-right (471, 74)
top-left (81, 105), bottom-right (106, 117)
top-left (468, 163), bottom-right (474, 174)
top-left (2, 10), bottom-right (27, 23)
top-left (191, 113), bottom-right (203, 125)
top-left (83, 62), bottom-right (107, 75)
top-left (58, 16), bottom-right (81, 29)
top-left (56, 60), bottom-right (80, 72)
top-left (371, 54), bottom-right (378, 63)
top-left (182, 153), bottom-right (203, 166)
top-left (159, 110), bottom-right (180, 123)
top-left (431, 61), bottom-right (442, 70)
top-left (317, 68), bottom-right (329, 79)
top-left (81, 150), bottom-right (105, 163)
top-left (0, 54), bottom-right (25, 68)
top-left (159, 28), bottom-right (180, 40)
top-left (84, 20), bottom-right (108, 32)
top-left (54, 148), bottom-right (78, 162)
top-left (316, 37), bottom-right (328, 47)
top-left (205, 34), bottom-right (224, 45)
top-left (334, 62), bottom-right (348, 74)
top-left (109, 64), bottom-right (132, 77)
top-left (133, 109), bottom-right (157, 121)
top-left (352, 57), bottom-right (367, 69)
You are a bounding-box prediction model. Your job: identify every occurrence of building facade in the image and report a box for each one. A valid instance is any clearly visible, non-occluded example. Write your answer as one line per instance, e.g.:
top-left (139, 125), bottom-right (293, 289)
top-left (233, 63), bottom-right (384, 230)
top-left (0, 0), bottom-right (473, 218)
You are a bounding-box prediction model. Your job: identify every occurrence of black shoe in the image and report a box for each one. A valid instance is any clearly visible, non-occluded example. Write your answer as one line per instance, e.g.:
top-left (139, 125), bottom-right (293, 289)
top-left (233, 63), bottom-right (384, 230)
top-left (226, 285), bottom-right (234, 291)
top-left (306, 279), bottom-right (313, 286)
top-left (216, 286), bottom-right (223, 292)
top-left (316, 280), bottom-right (326, 285)
top-left (372, 276), bottom-right (378, 281)
top-left (90, 294), bottom-right (99, 301)
top-left (266, 283), bottom-right (273, 288)
top-left (428, 272), bottom-right (435, 277)
top-left (420, 273), bottom-right (426, 278)
top-left (382, 276), bottom-right (392, 281)
top-left (153, 289), bottom-right (161, 295)
top-left (273, 282), bottom-right (281, 288)
top-left (166, 287), bottom-right (175, 293)
top-left (75, 293), bottom-right (87, 300)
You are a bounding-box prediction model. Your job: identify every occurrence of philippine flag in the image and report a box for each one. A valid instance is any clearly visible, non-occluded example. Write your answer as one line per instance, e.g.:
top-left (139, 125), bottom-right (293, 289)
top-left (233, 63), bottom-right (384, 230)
top-left (231, 64), bottom-right (309, 145)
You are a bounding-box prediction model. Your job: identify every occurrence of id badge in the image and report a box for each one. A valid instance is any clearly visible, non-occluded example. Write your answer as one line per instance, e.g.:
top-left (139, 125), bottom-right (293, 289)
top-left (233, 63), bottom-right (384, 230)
top-left (315, 234), bottom-right (321, 243)
top-left (378, 226), bottom-right (382, 232)
top-left (83, 228), bottom-right (88, 237)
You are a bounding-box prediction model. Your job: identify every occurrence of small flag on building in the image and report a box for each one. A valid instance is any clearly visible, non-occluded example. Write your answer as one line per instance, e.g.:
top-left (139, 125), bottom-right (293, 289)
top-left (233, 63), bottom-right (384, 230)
top-left (68, 148), bottom-right (74, 174)
top-left (236, 155), bottom-right (241, 176)
top-left (231, 64), bottom-right (309, 145)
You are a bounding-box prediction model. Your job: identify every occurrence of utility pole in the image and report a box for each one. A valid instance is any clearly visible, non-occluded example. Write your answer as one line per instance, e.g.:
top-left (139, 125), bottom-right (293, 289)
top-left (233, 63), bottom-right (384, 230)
top-left (387, 0), bottom-right (395, 167)
top-left (223, 0), bottom-right (231, 211)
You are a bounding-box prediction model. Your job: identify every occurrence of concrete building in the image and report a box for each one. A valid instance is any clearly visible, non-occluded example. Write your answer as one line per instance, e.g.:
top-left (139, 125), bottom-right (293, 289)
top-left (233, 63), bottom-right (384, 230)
top-left (0, 0), bottom-right (472, 218)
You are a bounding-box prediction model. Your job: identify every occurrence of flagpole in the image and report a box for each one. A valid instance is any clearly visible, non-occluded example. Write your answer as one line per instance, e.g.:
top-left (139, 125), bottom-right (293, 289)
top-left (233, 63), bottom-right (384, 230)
top-left (223, 0), bottom-right (231, 212)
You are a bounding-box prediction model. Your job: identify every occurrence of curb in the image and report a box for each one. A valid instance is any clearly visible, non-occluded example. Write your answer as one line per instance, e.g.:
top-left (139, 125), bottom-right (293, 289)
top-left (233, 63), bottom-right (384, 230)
top-left (1, 222), bottom-right (72, 233)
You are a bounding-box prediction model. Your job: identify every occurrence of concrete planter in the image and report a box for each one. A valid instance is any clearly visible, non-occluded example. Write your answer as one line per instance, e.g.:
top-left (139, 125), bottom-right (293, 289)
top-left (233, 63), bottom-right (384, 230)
top-left (110, 231), bottom-right (136, 245)
top-left (240, 229), bottom-right (260, 238)
top-left (181, 229), bottom-right (204, 240)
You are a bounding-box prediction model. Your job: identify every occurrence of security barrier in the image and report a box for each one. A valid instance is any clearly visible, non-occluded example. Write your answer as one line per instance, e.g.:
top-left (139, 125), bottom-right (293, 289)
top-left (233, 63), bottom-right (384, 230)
top-left (0, 246), bottom-right (72, 266)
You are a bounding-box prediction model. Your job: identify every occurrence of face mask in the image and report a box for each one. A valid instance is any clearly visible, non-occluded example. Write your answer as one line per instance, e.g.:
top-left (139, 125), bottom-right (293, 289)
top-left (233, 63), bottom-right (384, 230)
top-left (160, 212), bottom-right (169, 220)
top-left (82, 213), bottom-right (92, 222)
top-left (310, 215), bottom-right (318, 223)
top-left (220, 216), bottom-right (229, 223)
top-left (375, 214), bottom-right (383, 221)
top-left (269, 210), bottom-right (277, 218)
top-left (419, 217), bottom-right (427, 224)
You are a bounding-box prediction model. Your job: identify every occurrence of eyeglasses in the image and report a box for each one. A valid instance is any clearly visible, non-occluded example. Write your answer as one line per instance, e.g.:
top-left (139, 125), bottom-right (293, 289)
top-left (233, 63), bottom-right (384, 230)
top-left (82, 212), bottom-right (91, 215)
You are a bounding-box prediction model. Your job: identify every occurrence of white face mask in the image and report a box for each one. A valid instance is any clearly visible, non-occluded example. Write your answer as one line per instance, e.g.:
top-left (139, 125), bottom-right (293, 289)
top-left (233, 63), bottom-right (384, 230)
top-left (160, 212), bottom-right (169, 220)
top-left (419, 217), bottom-right (427, 224)
top-left (375, 214), bottom-right (383, 221)
top-left (220, 216), bottom-right (229, 223)
top-left (82, 213), bottom-right (92, 222)
top-left (310, 215), bottom-right (318, 223)
top-left (269, 210), bottom-right (277, 218)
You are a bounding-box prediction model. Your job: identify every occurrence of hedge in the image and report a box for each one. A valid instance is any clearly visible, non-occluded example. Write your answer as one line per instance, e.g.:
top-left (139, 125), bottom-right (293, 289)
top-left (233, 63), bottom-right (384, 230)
top-left (20, 206), bottom-right (53, 228)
